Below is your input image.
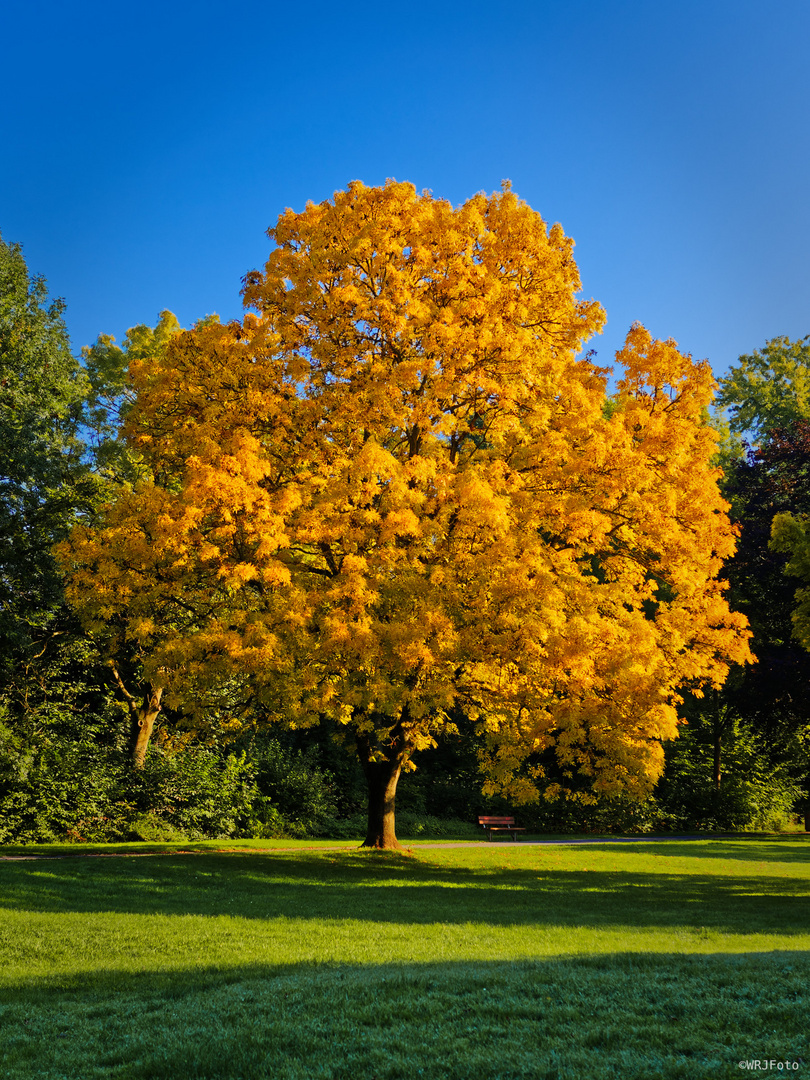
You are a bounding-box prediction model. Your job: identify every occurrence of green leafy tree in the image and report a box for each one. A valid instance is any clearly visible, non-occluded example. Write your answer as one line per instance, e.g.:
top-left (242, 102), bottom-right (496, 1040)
top-left (717, 335), bottom-right (810, 441)
top-left (0, 234), bottom-right (124, 835)
top-left (695, 424), bottom-right (810, 828)
top-left (691, 338), bottom-right (810, 828)
top-left (771, 510), bottom-right (810, 651)
top-left (0, 233), bottom-right (93, 670)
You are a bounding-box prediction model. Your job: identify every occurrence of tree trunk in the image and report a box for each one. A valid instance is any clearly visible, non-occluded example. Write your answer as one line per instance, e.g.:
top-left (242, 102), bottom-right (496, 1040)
top-left (110, 663), bottom-right (163, 769)
top-left (130, 686), bottom-right (163, 768)
top-left (712, 689), bottom-right (722, 792)
top-left (356, 723), bottom-right (408, 850)
top-left (712, 731), bottom-right (722, 792)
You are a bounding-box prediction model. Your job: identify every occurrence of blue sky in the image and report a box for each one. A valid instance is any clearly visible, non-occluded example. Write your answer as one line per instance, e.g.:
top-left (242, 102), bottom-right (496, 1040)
top-left (2, 0), bottom-right (808, 380)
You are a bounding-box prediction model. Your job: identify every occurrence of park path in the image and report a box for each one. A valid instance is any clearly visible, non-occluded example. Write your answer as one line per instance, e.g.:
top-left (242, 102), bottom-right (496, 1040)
top-left (1, 834), bottom-right (802, 861)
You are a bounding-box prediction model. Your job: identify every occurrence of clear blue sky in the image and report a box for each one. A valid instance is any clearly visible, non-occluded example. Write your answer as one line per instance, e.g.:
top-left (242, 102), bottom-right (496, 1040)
top-left (2, 0), bottom-right (808, 380)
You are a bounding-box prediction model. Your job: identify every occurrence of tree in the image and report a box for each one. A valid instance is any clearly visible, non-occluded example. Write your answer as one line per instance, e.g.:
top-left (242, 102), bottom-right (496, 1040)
top-left (727, 423), bottom-right (810, 653)
top-left (0, 232), bottom-right (93, 675)
top-left (79, 312), bottom-right (187, 766)
top-left (79, 312), bottom-right (243, 772)
top-left (58, 181), bottom-right (751, 848)
top-left (81, 310), bottom-right (182, 481)
top-left (769, 506), bottom-right (810, 826)
top-left (696, 424), bottom-right (810, 826)
top-left (771, 509), bottom-right (810, 652)
top-left (680, 339), bottom-right (810, 827)
top-left (0, 234), bottom-right (122, 825)
top-left (717, 335), bottom-right (810, 441)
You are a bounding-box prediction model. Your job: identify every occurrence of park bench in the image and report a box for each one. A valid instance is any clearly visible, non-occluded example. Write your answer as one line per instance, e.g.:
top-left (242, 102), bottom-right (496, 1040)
top-left (478, 815), bottom-right (526, 842)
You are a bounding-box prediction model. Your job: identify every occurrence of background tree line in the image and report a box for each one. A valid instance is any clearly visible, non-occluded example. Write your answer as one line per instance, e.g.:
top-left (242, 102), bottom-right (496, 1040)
top-left (1, 205), bottom-right (808, 844)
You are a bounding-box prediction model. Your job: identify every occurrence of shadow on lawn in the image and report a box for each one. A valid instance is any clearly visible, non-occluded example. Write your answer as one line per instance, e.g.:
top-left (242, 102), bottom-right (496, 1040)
top-left (1, 850), bottom-right (808, 936)
top-left (1, 952), bottom-right (807, 1080)
top-left (4, 948), bottom-right (808, 999)
top-left (574, 839), bottom-right (810, 865)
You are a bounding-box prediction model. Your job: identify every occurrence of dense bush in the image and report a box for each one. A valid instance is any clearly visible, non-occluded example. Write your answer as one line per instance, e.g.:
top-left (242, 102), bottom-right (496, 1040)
top-left (655, 759), bottom-right (803, 833)
top-left (123, 749), bottom-right (269, 841)
top-left (511, 793), bottom-right (660, 836)
top-left (246, 736), bottom-right (340, 837)
top-left (0, 725), bottom-right (118, 843)
top-left (0, 715), bottom-right (340, 843)
top-left (0, 698), bottom-right (126, 843)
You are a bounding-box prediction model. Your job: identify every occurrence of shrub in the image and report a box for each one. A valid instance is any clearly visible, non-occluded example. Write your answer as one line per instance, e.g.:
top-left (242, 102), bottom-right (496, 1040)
top-left (122, 748), bottom-right (264, 840)
top-left (655, 716), bottom-right (806, 832)
top-left (246, 736), bottom-right (340, 836)
top-left (0, 707), bottom-right (125, 843)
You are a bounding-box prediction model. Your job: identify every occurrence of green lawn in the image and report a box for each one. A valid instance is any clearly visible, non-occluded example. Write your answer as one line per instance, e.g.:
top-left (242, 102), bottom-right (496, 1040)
top-left (0, 837), bottom-right (807, 1079)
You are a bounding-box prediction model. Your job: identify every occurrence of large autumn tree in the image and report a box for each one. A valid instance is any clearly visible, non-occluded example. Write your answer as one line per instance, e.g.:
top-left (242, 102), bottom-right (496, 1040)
top-left (58, 181), bottom-right (751, 847)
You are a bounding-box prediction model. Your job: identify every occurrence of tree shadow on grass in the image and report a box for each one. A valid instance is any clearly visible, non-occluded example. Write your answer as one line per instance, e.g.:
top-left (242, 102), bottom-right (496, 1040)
top-left (574, 839), bottom-right (810, 864)
top-left (1, 953), bottom-right (807, 1080)
top-left (1, 850), bottom-right (808, 936)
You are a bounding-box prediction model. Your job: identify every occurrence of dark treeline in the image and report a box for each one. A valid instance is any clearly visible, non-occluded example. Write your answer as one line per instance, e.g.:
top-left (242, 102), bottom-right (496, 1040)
top-left (1, 234), bottom-right (808, 843)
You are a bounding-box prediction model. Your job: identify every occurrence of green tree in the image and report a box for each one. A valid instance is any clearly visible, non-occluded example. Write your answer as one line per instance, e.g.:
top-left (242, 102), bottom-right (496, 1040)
top-left (0, 234), bottom-right (123, 835)
top-left (771, 510), bottom-right (810, 652)
top-left (693, 424), bottom-right (810, 828)
top-left (0, 234), bottom-right (93, 670)
top-left (689, 338), bottom-right (810, 828)
top-left (717, 335), bottom-right (810, 441)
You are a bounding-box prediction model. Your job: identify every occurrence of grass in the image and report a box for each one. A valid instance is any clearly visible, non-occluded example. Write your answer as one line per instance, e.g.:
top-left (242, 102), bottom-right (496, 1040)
top-left (0, 837), bottom-right (808, 1078)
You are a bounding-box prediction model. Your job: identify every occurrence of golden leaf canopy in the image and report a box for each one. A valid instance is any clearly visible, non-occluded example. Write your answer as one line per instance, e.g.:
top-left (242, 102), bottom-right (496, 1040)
top-left (59, 181), bottom-right (751, 802)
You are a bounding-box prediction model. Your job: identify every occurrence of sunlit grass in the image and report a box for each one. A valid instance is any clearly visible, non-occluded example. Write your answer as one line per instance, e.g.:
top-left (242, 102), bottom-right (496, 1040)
top-left (0, 839), bottom-right (807, 1078)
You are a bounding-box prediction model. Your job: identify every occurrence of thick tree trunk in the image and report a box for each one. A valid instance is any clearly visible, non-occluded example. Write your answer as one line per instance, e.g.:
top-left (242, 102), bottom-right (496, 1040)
top-left (356, 723), bottom-right (408, 850)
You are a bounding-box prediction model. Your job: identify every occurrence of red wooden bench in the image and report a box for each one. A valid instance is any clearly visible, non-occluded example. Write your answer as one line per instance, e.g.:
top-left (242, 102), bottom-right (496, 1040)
top-left (478, 815), bottom-right (526, 841)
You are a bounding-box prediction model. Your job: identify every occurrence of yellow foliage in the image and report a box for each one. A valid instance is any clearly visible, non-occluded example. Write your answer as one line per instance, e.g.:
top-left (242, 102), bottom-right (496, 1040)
top-left (57, 181), bottom-right (752, 804)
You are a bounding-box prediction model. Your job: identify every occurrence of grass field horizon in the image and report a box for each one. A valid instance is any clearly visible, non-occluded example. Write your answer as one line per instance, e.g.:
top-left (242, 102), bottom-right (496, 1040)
top-left (1, 837), bottom-right (807, 1078)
